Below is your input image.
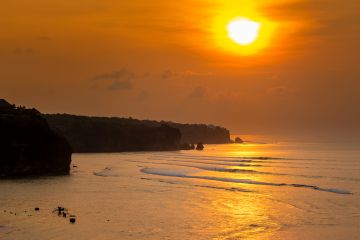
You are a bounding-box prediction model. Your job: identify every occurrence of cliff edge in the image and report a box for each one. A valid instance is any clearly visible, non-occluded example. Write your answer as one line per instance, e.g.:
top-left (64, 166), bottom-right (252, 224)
top-left (0, 99), bottom-right (72, 178)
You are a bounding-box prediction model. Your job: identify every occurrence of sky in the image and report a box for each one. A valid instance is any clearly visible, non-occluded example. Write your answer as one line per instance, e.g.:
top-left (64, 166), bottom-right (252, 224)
top-left (0, 0), bottom-right (359, 140)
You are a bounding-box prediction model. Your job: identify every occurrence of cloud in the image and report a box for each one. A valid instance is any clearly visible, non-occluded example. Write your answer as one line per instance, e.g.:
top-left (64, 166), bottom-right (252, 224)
top-left (93, 68), bottom-right (135, 81)
top-left (38, 36), bottom-right (52, 41)
top-left (161, 70), bottom-right (175, 79)
top-left (267, 86), bottom-right (289, 96)
top-left (161, 69), bottom-right (212, 79)
top-left (181, 70), bottom-right (212, 77)
top-left (136, 90), bottom-right (150, 101)
top-left (263, 0), bottom-right (360, 36)
top-left (265, 86), bottom-right (301, 100)
top-left (108, 80), bottom-right (133, 91)
top-left (188, 86), bottom-right (205, 99)
top-left (13, 48), bottom-right (33, 55)
top-left (92, 68), bottom-right (136, 91)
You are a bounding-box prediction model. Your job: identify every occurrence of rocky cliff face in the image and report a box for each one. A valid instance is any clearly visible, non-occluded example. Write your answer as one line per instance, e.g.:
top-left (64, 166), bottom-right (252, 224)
top-left (45, 114), bottom-right (181, 153)
top-left (169, 123), bottom-right (230, 144)
top-left (0, 100), bottom-right (72, 178)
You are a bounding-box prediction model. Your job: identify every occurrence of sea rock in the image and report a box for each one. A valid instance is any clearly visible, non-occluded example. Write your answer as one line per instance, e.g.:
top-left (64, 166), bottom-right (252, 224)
top-left (196, 143), bottom-right (204, 150)
top-left (0, 99), bottom-right (72, 178)
top-left (235, 137), bottom-right (244, 144)
top-left (69, 215), bottom-right (76, 223)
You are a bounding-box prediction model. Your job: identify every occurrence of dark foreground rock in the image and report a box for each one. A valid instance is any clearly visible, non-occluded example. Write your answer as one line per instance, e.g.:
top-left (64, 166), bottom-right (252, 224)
top-left (0, 99), bottom-right (72, 178)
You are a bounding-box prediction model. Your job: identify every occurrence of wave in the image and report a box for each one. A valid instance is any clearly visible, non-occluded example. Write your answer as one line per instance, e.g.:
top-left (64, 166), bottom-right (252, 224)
top-left (153, 152), bottom-right (356, 164)
top-left (186, 165), bottom-right (325, 179)
top-left (150, 154), bottom-right (279, 163)
top-left (148, 155), bottom-right (358, 172)
top-left (146, 157), bottom-right (262, 167)
top-left (128, 159), bottom-right (260, 171)
top-left (130, 160), bottom-right (359, 181)
top-left (140, 177), bottom-right (253, 193)
top-left (140, 168), bottom-right (352, 195)
top-left (128, 159), bottom-right (315, 178)
top-left (148, 156), bottom-right (256, 164)
top-left (93, 167), bottom-right (120, 177)
top-left (150, 154), bottom-right (356, 168)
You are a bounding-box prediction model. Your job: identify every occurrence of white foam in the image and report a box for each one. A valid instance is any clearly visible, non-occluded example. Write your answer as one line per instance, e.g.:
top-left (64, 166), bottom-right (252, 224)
top-left (93, 167), bottom-right (120, 177)
top-left (128, 159), bottom-right (325, 180)
top-left (141, 168), bottom-right (352, 195)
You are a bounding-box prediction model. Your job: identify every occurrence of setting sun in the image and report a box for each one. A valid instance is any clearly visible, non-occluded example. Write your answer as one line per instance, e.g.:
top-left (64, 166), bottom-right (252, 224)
top-left (210, 1), bottom-right (277, 56)
top-left (227, 18), bottom-right (261, 45)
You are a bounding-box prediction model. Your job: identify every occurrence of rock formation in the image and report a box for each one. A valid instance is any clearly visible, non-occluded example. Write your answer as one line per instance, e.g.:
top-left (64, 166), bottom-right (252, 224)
top-left (0, 99), bottom-right (72, 178)
top-left (196, 142), bottom-right (204, 150)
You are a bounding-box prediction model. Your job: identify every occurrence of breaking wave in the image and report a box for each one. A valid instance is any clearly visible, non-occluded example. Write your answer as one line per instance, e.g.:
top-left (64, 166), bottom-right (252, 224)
top-left (140, 177), bottom-right (253, 193)
top-left (93, 167), bottom-right (120, 177)
top-left (140, 168), bottom-right (352, 195)
top-left (127, 159), bottom-right (326, 179)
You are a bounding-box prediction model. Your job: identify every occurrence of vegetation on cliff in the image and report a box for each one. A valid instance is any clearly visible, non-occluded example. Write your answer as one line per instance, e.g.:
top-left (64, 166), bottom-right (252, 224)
top-left (131, 120), bottom-right (230, 144)
top-left (45, 114), bottom-right (181, 153)
top-left (168, 123), bottom-right (230, 144)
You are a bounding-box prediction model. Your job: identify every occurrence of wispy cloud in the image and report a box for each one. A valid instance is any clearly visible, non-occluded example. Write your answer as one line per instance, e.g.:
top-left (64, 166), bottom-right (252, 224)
top-left (13, 48), bottom-right (33, 55)
top-left (38, 36), bottom-right (52, 41)
top-left (91, 68), bottom-right (136, 91)
top-left (93, 68), bottom-right (135, 81)
top-left (188, 86), bottom-right (205, 99)
top-left (161, 70), bottom-right (212, 79)
top-left (108, 80), bottom-right (133, 91)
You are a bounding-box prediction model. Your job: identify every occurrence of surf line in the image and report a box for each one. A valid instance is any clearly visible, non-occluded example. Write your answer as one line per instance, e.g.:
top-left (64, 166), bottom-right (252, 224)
top-left (140, 168), bottom-right (352, 195)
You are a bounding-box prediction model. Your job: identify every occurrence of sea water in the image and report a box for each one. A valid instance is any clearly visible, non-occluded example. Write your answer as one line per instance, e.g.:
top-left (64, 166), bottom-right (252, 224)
top-left (0, 138), bottom-right (359, 239)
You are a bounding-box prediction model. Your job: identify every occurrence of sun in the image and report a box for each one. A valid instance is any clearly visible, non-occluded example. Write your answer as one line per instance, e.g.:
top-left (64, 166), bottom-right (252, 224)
top-left (227, 18), bottom-right (261, 45)
top-left (212, 12), bottom-right (276, 55)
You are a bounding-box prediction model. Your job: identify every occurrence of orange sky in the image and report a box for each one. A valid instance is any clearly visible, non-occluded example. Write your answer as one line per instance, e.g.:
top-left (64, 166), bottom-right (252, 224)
top-left (0, 0), bottom-right (359, 140)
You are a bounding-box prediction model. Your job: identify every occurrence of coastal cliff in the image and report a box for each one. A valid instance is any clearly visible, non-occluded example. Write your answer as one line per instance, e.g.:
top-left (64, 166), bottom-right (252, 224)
top-left (169, 123), bottom-right (230, 144)
top-left (45, 114), bottom-right (231, 153)
top-left (138, 120), bottom-right (230, 144)
top-left (0, 100), bottom-right (72, 178)
top-left (45, 114), bottom-right (181, 153)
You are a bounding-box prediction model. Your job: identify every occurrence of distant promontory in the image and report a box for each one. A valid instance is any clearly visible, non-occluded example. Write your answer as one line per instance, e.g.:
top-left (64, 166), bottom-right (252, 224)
top-left (45, 114), bottom-right (231, 153)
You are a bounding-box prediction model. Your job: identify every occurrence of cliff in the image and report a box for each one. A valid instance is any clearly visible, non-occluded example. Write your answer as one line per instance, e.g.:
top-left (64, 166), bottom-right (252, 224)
top-left (44, 114), bottom-right (181, 153)
top-left (0, 100), bottom-right (72, 178)
top-left (169, 123), bottom-right (230, 144)
top-left (45, 114), bottom-right (230, 153)
top-left (139, 120), bottom-right (231, 144)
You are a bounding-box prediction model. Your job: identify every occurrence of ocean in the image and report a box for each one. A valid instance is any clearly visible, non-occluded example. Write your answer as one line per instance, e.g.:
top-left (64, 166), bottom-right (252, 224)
top-left (0, 138), bottom-right (359, 239)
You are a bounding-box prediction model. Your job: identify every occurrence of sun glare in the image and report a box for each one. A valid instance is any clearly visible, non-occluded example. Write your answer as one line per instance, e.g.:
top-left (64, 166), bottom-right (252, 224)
top-left (212, 9), bottom-right (276, 56)
top-left (227, 18), bottom-right (261, 45)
